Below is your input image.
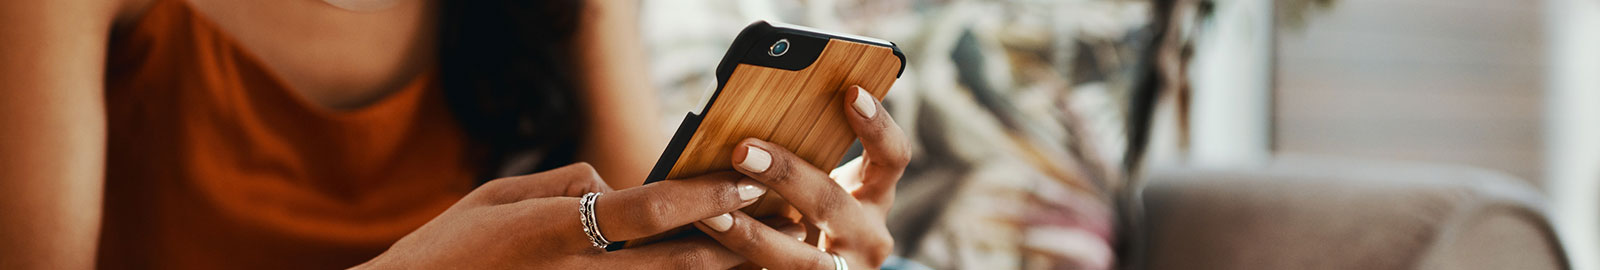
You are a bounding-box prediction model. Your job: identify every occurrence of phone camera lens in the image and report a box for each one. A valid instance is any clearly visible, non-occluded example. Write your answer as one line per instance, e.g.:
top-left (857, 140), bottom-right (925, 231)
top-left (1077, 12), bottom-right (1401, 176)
top-left (769, 39), bottom-right (790, 57)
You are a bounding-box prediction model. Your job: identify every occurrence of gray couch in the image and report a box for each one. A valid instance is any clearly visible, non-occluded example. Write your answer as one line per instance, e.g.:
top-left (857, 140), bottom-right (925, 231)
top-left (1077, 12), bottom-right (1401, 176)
top-left (1125, 156), bottom-right (1570, 270)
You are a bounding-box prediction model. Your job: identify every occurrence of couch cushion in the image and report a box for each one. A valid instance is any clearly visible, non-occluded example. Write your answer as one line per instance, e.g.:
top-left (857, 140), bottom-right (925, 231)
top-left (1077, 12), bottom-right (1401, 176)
top-left (1130, 155), bottom-right (1567, 270)
top-left (1417, 206), bottom-right (1565, 270)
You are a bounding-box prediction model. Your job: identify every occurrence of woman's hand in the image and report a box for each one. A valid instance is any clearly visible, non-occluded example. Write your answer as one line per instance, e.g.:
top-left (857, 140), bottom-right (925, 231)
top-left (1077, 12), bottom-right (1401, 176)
top-left (356, 163), bottom-right (796, 269)
top-left (694, 85), bottom-right (912, 269)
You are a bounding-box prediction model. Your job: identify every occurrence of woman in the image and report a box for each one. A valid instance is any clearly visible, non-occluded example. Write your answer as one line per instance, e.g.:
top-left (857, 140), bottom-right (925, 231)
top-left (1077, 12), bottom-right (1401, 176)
top-left (0, 0), bottom-right (910, 268)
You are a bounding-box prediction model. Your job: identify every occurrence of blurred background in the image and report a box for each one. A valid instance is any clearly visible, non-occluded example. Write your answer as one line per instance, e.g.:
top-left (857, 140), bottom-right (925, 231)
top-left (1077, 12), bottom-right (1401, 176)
top-left (638, 0), bottom-right (1598, 269)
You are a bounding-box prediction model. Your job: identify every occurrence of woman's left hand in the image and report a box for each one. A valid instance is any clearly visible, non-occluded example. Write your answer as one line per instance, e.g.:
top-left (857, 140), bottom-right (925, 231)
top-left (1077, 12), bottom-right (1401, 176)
top-left (693, 85), bottom-right (911, 270)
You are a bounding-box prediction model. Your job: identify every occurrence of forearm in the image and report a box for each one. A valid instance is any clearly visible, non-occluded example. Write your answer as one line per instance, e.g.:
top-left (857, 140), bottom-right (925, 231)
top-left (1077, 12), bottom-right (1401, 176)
top-left (571, 0), bottom-right (664, 189)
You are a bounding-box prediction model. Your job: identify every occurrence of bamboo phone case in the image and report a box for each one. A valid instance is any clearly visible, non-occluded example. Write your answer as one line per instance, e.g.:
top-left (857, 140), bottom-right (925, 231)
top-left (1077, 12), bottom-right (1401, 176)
top-left (625, 21), bottom-right (905, 248)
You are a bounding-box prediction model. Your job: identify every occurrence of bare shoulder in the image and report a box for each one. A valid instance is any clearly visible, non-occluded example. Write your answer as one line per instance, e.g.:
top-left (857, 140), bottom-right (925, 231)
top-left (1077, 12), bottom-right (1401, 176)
top-left (0, 0), bottom-right (129, 42)
top-left (0, 0), bottom-right (129, 24)
top-left (0, 0), bottom-right (121, 89)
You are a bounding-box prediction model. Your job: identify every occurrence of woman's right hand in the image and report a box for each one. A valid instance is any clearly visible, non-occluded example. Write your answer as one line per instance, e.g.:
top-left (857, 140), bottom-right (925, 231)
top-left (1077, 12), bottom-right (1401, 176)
top-left (355, 163), bottom-right (790, 269)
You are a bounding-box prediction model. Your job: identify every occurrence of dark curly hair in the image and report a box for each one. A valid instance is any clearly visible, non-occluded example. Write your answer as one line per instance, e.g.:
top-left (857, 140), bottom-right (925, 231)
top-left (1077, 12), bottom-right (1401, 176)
top-left (437, 0), bottom-right (586, 181)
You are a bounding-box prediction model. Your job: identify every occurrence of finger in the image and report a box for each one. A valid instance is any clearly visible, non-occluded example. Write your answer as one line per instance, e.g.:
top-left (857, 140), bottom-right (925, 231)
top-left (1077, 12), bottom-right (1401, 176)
top-left (591, 172), bottom-right (770, 241)
top-left (830, 157), bottom-right (889, 215)
top-left (831, 157), bottom-right (866, 193)
top-left (844, 85), bottom-right (912, 205)
top-left (596, 235), bottom-right (747, 270)
top-left (755, 217), bottom-right (808, 241)
top-left (694, 211), bottom-right (839, 270)
top-left (732, 139), bottom-right (870, 238)
top-left (474, 162), bottom-right (612, 205)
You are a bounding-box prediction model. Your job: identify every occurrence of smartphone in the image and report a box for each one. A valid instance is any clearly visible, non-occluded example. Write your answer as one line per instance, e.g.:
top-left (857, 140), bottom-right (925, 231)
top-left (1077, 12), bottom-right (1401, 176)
top-left (626, 21), bottom-right (905, 247)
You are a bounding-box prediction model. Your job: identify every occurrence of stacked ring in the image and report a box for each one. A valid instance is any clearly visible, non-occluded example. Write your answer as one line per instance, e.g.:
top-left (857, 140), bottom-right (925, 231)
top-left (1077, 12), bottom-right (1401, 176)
top-left (578, 192), bottom-right (610, 249)
top-left (830, 252), bottom-right (849, 270)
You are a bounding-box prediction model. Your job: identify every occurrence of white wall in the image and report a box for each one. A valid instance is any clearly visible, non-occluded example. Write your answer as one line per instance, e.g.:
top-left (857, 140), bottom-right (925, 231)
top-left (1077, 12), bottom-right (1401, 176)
top-left (1189, 0), bottom-right (1275, 167)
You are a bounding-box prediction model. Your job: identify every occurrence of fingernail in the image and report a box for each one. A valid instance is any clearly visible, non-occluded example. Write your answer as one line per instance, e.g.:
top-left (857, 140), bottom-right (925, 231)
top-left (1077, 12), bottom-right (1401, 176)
top-left (736, 179), bottom-right (767, 201)
top-left (851, 86), bottom-right (877, 118)
top-left (739, 146), bottom-right (771, 173)
top-left (701, 213), bottom-right (733, 232)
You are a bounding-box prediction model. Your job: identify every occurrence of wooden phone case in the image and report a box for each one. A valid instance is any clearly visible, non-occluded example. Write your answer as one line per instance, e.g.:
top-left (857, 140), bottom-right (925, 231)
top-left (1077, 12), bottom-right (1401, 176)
top-left (623, 21), bottom-right (904, 248)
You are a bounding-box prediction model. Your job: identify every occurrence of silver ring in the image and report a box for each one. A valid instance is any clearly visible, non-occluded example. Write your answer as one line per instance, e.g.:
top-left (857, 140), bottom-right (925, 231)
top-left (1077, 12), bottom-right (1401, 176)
top-left (830, 252), bottom-right (849, 270)
top-left (579, 192), bottom-right (611, 249)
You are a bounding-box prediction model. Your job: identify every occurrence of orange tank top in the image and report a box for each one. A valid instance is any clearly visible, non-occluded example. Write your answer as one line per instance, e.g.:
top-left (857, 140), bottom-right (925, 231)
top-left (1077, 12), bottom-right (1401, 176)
top-left (99, 0), bottom-right (478, 268)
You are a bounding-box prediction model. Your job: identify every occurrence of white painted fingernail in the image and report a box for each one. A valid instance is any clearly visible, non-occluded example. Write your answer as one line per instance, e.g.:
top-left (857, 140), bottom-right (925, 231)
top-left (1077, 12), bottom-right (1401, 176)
top-left (851, 86), bottom-right (877, 118)
top-left (701, 213), bottom-right (733, 232)
top-left (740, 146), bottom-right (771, 173)
top-left (736, 179), bottom-right (767, 201)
